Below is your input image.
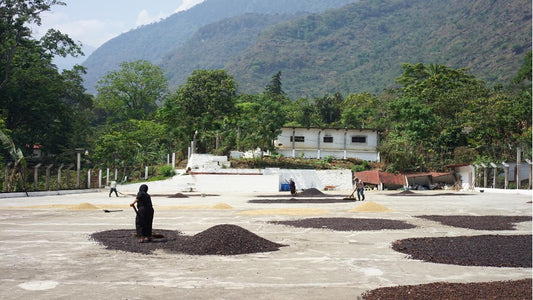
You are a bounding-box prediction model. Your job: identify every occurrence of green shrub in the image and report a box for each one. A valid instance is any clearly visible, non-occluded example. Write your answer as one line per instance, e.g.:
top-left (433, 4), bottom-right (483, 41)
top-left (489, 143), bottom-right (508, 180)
top-left (158, 165), bottom-right (176, 177)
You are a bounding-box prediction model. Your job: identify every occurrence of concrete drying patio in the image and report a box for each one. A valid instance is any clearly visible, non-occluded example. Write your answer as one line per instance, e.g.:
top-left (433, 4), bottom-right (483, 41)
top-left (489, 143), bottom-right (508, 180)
top-left (0, 184), bottom-right (530, 299)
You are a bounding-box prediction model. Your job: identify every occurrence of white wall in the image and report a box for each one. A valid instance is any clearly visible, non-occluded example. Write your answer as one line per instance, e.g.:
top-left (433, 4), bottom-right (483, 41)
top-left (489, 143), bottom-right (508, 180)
top-left (455, 165), bottom-right (475, 190)
top-left (176, 169), bottom-right (353, 193)
top-left (277, 169), bottom-right (353, 191)
top-left (193, 174), bottom-right (279, 193)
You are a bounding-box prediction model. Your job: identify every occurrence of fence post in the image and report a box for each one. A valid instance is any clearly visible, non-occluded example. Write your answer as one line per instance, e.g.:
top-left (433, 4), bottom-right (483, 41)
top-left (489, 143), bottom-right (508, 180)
top-left (98, 169), bottom-right (102, 188)
top-left (502, 162), bottom-right (509, 189)
top-left (489, 163), bottom-right (497, 188)
top-left (481, 163), bottom-right (488, 188)
top-left (526, 159), bottom-right (532, 190)
top-left (57, 164), bottom-right (64, 190)
top-left (45, 164), bottom-right (53, 190)
top-left (4, 163), bottom-right (11, 192)
top-left (516, 146), bottom-right (521, 189)
top-left (33, 163), bottom-right (42, 190)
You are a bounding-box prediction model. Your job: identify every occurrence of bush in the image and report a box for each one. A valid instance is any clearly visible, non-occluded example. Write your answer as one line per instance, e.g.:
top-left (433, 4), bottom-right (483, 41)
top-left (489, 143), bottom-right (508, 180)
top-left (157, 165), bottom-right (176, 177)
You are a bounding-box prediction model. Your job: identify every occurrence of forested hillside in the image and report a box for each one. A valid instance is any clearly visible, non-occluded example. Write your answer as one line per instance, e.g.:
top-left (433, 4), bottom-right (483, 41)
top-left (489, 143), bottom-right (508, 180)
top-left (81, 0), bottom-right (357, 92)
top-left (161, 13), bottom-right (307, 89)
top-left (223, 0), bottom-right (531, 98)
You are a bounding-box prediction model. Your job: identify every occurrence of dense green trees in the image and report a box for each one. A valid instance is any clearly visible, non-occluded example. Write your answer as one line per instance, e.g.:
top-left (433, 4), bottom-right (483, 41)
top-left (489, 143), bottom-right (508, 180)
top-left (158, 69), bottom-right (238, 155)
top-left (95, 60), bottom-right (168, 123)
top-left (0, 0), bottom-right (530, 180)
top-left (0, 0), bottom-right (88, 161)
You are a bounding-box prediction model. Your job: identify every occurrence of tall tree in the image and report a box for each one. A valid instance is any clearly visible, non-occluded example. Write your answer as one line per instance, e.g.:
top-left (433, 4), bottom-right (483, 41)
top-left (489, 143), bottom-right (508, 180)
top-left (0, 0), bottom-right (81, 89)
top-left (234, 93), bottom-right (286, 155)
top-left (161, 69), bottom-right (237, 154)
top-left (285, 97), bottom-right (318, 127)
top-left (0, 39), bottom-right (87, 156)
top-left (95, 60), bottom-right (168, 123)
top-left (92, 120), bottom-right (167, 170)
top-left (314, 92), bottom-right (343, 126)
top-left (265, 71), bottom-right (285, 96)
top-left (341, 92), bottom-right (379, 128)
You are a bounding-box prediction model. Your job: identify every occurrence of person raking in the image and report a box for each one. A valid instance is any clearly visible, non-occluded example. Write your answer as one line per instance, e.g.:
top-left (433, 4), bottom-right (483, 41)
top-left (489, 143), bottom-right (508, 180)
top-left (130, 184), bottom-right (154, 243)
top-left (354, 177), bottom-right (365, 201)
top-left (109, 180), bottom-right (119, 197)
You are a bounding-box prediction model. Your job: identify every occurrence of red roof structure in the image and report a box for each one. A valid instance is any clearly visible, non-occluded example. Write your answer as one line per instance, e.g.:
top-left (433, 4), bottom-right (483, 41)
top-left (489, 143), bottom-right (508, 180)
top-left (354, 170), bottom-right (455, 190)
top-left (354, 170), bottom-right (406, 190)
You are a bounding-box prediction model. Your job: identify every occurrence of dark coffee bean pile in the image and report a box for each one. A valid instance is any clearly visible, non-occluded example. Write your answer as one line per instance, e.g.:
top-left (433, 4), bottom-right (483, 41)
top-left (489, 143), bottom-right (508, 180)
top-left (392, 234), bottom-right (532, 267)
top-left (249, 198), bottom-right (356, 203)
top-left (173, 224), bottom-right (286, 255)
top-left (91, 224), bottom-right (286, 255)
top-left (362, 278), bottom-right (532, 300)
top-left (416, 215), bottom-right (531, 230)
top-left (270, 217), bottom-right (416, 231)
top-left (297, 188), bottom-right (327, 197)
top-left (389, 190), bottom-right (470, 196)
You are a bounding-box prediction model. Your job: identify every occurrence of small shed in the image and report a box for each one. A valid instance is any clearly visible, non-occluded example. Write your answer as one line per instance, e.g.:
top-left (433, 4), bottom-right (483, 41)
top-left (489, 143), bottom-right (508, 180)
top-left (354, 170), bottom-right (406, 190)
top-left (406, 172), bottom-right (455, 190)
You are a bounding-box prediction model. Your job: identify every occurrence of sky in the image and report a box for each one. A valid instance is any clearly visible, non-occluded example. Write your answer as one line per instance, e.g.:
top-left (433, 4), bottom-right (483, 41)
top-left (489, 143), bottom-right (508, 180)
top-left (34, 0), bottom-right (205, 49)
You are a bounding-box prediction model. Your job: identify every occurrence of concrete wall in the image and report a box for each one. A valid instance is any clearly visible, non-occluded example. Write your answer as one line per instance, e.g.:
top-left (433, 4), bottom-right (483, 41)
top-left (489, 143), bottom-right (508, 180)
top-left (170, 168), bottom-right (354, 193)
top-left (193, 174), bottom-right (279, 193)
top-left (276, 169), bottom-right (353, 191)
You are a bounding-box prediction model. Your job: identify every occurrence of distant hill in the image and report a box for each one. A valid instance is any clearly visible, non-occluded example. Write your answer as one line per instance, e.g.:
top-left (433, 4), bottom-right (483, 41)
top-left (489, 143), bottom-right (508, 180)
top-left (81, 0), bottom-right (358, 93)
top-left (161, 13), bottom-right (308, 90)
top-left (222, 0), bottom-right (532, 98)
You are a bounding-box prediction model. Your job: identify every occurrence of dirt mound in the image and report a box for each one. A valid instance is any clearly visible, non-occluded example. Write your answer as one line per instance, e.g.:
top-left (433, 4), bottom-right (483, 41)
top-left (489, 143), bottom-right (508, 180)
top-left (167, 193), bottom-right (189, 198)
top-left (362, 279), bottom-right (531, 300)
top-left (349, 201), bottom-right (391, 212)
top-left (238, 208), bottom-right (329, 216)
top-left (392, 234), bottom-right (532, 268)
top-left (416, 215), bottom-right (531, 230)
top-left (297, 188), bottom-right (326, 197)
top-left (211, 203), bottom-right (233, 209)
top-left (270, 218), bottom-right (415, 231)
top-left (249, 198), bottom-right (356, 204)
top-left (396, 190), bottom-right (415, 195)
top-left (91, 225), bottom-right (285, 255)
top-left (69, 203), bottom-right (99, 210)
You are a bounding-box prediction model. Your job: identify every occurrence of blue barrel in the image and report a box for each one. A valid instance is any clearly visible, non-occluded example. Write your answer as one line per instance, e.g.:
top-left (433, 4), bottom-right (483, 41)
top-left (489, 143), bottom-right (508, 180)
top-left (280, 183), bottom-right (290, 191)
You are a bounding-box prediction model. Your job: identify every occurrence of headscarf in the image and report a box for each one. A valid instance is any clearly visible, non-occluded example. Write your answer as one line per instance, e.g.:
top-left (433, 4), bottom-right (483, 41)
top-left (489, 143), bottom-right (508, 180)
top-left (139, 184), bottom-right (148, 193)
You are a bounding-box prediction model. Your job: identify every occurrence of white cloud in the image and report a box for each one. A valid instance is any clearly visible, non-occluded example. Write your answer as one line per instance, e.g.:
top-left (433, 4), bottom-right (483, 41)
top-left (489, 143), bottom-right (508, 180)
top-left (175, 0), bottom-right (205, 13)
top-left (135, 9), bottom-right (167, 27)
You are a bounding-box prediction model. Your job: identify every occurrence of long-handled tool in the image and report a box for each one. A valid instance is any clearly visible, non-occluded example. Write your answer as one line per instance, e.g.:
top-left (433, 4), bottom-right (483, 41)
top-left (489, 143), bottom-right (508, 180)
top-left (103, 209), bottom-right (123, 213)
top-left (131, 204), bottom-right (139, 215)
top-left (343, 186), bottom-right (357, 200)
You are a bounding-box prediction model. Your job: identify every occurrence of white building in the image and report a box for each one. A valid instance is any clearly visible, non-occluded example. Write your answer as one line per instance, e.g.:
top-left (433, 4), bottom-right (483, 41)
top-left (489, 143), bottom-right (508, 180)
top-left (275, 127), bottom-right (380, 161)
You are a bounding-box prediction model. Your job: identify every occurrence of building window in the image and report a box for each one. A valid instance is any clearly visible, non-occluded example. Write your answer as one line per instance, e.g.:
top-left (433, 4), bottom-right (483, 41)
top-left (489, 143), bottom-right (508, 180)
top-left (323, 136), bottom-right (333, 143)
top-left (290, 136), bottom-right (305, 142)
top-left (351, 135), bottom-right (366, 143)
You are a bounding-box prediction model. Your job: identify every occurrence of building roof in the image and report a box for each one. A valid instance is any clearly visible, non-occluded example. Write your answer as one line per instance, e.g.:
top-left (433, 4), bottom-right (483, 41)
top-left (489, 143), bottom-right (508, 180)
top-left (406, 172), bottom-right (452, 179)
top-left (355, 170), bottom-right (405, 186)
top-left (281, 126), bottom-right (379, 131)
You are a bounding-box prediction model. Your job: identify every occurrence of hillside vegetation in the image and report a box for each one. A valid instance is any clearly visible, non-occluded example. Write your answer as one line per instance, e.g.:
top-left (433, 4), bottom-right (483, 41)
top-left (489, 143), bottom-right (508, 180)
top-left (161, 13), bottom-right (307, 89)
top-left (224, 0), bottom-right (531, 98)
top-left (81, 0), bottom-right (357, 92)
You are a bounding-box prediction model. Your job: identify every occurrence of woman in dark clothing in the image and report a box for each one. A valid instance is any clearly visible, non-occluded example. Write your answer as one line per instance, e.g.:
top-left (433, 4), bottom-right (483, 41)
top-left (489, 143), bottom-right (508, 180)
top-left (130, 184), bottom-right (154, 243)
top-left (289, 178), bottom-right (296, 196)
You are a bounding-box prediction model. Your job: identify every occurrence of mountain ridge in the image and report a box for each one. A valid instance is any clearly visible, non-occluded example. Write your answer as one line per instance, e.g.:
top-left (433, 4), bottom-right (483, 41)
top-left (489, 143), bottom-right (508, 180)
top-left (82, 0), bottom-right (358, 92)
